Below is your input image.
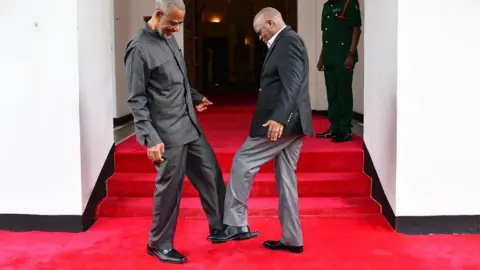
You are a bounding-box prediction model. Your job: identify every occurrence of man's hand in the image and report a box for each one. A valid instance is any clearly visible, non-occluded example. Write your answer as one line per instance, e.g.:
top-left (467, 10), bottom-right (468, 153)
top-left (147, 143), bottom-right (165, 163)
top-left (344, 54), bottom-right (354, 71)
top-left (263, 120), bottom-right (284, 141)
top-left (196, 97), bottom-right (213, 112)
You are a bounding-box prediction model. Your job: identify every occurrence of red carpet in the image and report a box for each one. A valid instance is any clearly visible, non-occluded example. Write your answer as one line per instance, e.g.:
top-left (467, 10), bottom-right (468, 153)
top-left (2, 217), bottom-right (480, 269)
top-left (2, 101), bottom-right (480, 268)
top-left (99, 109), bottom-right (376, 218)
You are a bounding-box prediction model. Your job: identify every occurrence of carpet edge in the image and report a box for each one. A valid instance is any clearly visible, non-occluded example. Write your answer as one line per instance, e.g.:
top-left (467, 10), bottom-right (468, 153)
top-left (81, 143), bottom-right (115, 231)
top-left (363, 142), bottom-right (396, 230)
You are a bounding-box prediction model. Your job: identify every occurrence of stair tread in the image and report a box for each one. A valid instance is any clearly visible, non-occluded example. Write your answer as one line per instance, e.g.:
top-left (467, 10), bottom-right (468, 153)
top-left (106, 172), bottom-right (371, 198)
top-left (115, 132), bottom-right (364, 154)
top-left (100, 196), bottom-right (378, 209)
top-left (115, 147), bottom-right (364, 154)
top-left (98, 196), bottom-right (380, 217)
top-left (103, 115), bottom-right (377, 218)
top-left (107, 172), bottom-right (369, 182)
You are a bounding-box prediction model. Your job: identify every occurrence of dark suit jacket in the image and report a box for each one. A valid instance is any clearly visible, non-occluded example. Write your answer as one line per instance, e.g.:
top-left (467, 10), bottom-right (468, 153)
top-left (249, 26), bottom-right (313, 137)
top-left (124, 23), bottom-right (204, 148)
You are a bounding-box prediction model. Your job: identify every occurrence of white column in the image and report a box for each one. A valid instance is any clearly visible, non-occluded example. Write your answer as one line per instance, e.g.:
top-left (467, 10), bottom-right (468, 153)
top-left (363, 0), bottom-right (399, 212)
top-left (78, 0), bottom-right (115, 211)
top-left (395, 0), bottom-right (480, 216)
top-left (0, 0), bottom-right (83, 215)
top-left (365, 0), bottom-right (480, 216)
top-left (0, 0), bottom-right (115, 216)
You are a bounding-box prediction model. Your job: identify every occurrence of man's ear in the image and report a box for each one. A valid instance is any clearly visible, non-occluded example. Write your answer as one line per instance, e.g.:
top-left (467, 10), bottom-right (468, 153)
top-left (154, 9), bottom-right (164, 21)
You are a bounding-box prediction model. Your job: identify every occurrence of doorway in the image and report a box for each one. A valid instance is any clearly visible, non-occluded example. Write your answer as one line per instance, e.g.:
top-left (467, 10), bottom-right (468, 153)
top-left (253, 37), bottom-right (268, 86)
top-left (202, 37), bottom-right (229, 87)
top-left (182, 0), bottom-right (298, 101)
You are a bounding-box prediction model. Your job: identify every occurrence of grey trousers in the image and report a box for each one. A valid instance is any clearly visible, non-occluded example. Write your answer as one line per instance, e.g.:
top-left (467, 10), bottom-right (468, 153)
top-left (223, 135), bottom-right (304, 246)
top-left (148, 135), bottom-right (226, 250)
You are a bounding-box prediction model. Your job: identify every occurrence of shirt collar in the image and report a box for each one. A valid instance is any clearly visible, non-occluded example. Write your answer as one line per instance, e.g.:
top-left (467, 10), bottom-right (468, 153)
top-left (143, 21), bottom-right (159, 37)
top-left (267, 26), bottom-right (286, 48)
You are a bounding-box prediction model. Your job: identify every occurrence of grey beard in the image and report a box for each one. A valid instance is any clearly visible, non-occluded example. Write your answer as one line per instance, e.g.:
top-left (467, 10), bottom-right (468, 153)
top-left (158, 30), bottom-right (172, 39)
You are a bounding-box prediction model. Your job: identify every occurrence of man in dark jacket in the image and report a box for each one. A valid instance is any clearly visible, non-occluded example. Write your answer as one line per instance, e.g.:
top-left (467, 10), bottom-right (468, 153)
top-left (208, 7), bottom-right (312, 254)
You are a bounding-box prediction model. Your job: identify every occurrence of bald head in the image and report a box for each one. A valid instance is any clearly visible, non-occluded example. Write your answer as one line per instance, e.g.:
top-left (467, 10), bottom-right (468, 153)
top-left (253, 7), bottom-right (286, 45)
top-left (254, 7), bottom-right (282, 21)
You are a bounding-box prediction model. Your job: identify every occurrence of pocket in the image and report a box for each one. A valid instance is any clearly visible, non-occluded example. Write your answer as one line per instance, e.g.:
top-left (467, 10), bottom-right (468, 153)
top-left (151, 60), bottom-right (171, 88)
top-left (152, 59), bottom-right (184, 90)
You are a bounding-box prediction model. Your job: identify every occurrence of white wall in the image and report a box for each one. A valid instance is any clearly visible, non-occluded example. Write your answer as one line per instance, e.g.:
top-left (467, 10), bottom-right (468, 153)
top-left (0, 0), bottom-right (83, 215)
top-left (0, 0), bottom-right (115, 216)
top-left (298, 0), bottom-right (364, 113)
top-left (395, 0), bottom-right (480, 216)
top-left (365, 0), bottom-right (480, 216)
top-left (113, 0), bottom-right (184, 118)
top-left (352, 5), bottom-right (364, 114)
top-left (78, 0), bottom-right (115, 211)
top-left (298, 0), bottom-right (320, 110)
top-left (363, 0), bottom-right (398, 213)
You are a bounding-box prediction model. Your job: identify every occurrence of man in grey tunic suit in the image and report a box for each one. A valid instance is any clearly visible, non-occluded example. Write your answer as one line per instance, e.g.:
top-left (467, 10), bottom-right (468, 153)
top-left (124, 0), bottom-right (225, 264)
top-left (208, 8), bottom-right (312, 254)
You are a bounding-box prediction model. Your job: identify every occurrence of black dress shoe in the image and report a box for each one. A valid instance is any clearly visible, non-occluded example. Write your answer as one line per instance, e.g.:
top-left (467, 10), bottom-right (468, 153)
top-left (147, 245), bottom-right (186, 264)
top-left (208, 225), bottom-right (259, 243)
top-left (316, 129), bottom-right (333, 138)
top-left (332, 131), bottom-right (352, 143)
top-left (207, 225), bottom-right (225, 239)
top-left (263, 240), bottom-right (303, 253)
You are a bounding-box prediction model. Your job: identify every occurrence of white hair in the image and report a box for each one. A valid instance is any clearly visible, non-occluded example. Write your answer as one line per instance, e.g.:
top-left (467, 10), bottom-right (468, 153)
top-left (155, 0), bottom-right (185, 13)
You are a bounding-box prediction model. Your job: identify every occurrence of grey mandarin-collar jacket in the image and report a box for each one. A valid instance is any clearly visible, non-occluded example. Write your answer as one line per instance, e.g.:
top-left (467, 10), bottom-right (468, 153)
top-left (124, 23), bottom-right (205, 148)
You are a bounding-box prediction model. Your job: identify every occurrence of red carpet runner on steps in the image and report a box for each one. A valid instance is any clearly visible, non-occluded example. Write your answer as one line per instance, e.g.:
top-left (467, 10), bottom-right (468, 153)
top-left (98, 105), bottom-right (380, 218)
top-left (3, 103), bottom-right (480, 269)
